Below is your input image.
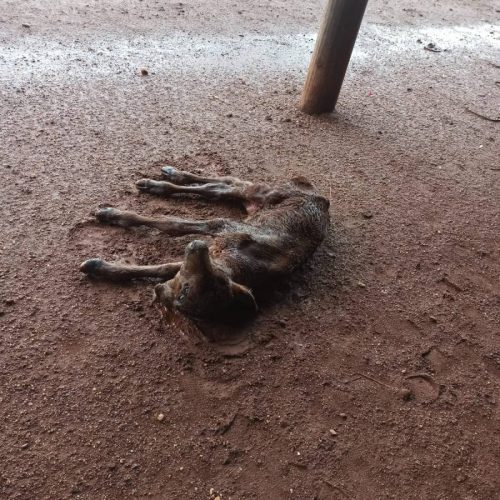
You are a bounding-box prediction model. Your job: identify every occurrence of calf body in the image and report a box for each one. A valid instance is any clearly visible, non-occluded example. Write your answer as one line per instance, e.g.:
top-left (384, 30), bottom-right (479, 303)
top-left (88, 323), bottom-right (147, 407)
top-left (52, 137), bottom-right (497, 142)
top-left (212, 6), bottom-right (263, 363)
top-left (80, 166), bottom-right (330, 322)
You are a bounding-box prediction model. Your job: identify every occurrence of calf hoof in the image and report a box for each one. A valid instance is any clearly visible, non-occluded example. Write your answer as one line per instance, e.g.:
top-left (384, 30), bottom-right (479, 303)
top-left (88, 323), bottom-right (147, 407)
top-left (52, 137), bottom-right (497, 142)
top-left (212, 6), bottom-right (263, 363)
top-left (95, 207), bottom-right (121, 224)
top-left (136, 179), bottom-right (155, 192)
top-left (161, 166), bottom-right (184, 183)
top-left (80, 258), bottom-right (104, 276)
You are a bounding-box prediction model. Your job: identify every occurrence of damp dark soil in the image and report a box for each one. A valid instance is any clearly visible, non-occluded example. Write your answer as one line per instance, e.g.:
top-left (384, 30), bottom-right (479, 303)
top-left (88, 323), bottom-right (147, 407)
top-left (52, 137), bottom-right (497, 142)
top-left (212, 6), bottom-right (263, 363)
top-left (1, 1), bottom-right (499, 499)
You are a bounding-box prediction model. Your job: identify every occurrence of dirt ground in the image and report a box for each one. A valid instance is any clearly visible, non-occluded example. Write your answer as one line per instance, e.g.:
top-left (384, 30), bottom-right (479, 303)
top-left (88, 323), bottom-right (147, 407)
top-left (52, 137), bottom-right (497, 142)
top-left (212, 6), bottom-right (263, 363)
top-left (1, 1), bottom-right (499, 499)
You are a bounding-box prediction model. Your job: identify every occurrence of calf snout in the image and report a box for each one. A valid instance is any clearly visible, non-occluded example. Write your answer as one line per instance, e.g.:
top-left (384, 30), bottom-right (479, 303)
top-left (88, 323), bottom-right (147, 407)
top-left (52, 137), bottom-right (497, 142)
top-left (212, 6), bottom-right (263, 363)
top-left (186, 239), bottom-right (208, 254)
top-left (184, 240), bottom-right (212, 273)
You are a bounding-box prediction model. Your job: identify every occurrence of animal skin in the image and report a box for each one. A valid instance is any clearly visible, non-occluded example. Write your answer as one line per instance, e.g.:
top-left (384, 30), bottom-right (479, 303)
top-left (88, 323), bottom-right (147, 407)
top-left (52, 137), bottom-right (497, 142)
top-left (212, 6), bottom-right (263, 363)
top-left (80, 166), bottom-right (330, 323)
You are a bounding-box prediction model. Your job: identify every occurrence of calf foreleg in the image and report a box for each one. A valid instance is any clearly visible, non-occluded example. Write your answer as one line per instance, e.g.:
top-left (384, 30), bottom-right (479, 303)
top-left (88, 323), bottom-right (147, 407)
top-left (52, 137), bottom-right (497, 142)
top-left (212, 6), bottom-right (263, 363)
top-left (80, 259), bottom-right (182, 281)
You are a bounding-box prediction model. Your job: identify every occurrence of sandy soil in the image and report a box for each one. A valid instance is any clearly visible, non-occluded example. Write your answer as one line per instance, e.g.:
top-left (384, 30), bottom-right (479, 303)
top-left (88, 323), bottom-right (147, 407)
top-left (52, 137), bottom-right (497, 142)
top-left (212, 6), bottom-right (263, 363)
top-left (1, 1), bottom-right (499, 499)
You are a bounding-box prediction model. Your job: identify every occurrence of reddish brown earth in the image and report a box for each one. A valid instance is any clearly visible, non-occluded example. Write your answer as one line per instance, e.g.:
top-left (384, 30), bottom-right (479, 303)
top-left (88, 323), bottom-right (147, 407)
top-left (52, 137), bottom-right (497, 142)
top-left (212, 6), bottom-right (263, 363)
top-left (1, 1), bottom-right (499, 499)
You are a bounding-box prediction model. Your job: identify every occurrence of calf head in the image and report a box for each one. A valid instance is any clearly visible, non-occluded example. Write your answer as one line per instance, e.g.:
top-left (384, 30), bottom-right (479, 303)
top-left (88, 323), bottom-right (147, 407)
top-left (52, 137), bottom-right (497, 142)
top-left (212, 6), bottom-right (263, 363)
top-left (154, 240), bottom-right (258, 321)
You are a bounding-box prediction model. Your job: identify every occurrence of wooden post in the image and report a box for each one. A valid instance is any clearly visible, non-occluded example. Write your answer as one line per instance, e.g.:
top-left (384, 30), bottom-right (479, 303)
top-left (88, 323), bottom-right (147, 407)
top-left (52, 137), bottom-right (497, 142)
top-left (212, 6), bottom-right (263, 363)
top-left (300, 0), bottom-right (369, 114)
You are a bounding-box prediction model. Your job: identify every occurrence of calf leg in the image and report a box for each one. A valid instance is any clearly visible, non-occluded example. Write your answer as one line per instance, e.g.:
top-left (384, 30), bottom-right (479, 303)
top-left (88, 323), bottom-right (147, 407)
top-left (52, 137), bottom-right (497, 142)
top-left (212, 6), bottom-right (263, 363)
top-left (161, 166), bottom-right (251, 187)
top-left (80, 259), bottom-right (182, 281)
top-left (95, 207), bottom-right (234, 235)
top-left (136, 179), bottom-right (248, 203)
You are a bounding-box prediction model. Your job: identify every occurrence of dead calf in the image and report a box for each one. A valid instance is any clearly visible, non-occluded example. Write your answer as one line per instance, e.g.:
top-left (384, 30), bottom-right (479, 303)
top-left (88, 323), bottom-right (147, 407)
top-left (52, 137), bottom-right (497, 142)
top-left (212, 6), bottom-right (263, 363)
top-left (80, 166), bottom-right (330, 324)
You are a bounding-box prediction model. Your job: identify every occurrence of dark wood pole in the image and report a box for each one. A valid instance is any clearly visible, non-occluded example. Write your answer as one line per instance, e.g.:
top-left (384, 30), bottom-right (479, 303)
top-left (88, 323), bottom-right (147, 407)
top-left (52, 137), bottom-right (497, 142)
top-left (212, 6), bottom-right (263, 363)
top-left (300, 0), bottom-right (369, 114)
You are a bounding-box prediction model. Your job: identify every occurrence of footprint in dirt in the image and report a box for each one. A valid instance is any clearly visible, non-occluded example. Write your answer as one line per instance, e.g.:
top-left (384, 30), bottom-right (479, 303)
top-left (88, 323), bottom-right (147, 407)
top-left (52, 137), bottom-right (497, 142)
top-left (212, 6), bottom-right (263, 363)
top-left (68, 221), bottom-right (130, 252)
top-left (422, 347), bottom-right (449, 375)
top-left (158, 305), bottom-right (253, 357)
top-left (405, 374), bottom-right (441, 403)
top-left (68, 218), bottom-right (178, 268)
top-left (482, 352), bottom-right (500, 380)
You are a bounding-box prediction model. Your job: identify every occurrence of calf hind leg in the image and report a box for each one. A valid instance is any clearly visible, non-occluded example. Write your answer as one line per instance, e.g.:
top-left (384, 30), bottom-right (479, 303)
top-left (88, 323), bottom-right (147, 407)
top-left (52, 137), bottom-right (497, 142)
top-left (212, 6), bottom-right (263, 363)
top-left (136, 179), bottom-right (248, 204)
top-left (160, 166), bottom-right (251, 187)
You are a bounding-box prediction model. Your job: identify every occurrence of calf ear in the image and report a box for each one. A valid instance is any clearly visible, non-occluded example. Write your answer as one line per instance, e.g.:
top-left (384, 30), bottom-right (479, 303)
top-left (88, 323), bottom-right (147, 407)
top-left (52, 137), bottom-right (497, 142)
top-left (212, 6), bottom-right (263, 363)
top-left (230, 281), bottom-right (258, 315)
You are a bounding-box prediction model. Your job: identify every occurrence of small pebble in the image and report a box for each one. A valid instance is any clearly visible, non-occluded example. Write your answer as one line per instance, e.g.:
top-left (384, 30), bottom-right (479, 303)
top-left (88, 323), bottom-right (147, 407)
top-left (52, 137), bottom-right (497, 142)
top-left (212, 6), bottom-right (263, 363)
top-left (329, 429), bottom-right (337, 436)
top-left (157, 413), bottom-right (165, 422)
top-left (339, 413), bottom-right (347, 419)
top-left (140, 68), bottom-right (149, 76)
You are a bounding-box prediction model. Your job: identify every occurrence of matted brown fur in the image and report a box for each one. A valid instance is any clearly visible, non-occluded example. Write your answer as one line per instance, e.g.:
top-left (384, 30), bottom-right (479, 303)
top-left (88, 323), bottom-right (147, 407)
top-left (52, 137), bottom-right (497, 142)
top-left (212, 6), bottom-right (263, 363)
top-left (80, 167), bottom-right (330, 324)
